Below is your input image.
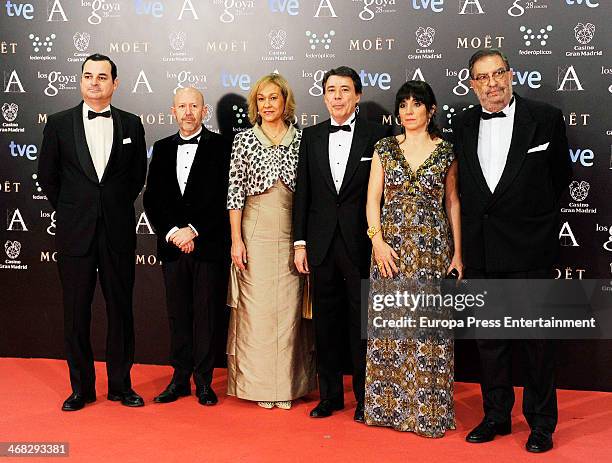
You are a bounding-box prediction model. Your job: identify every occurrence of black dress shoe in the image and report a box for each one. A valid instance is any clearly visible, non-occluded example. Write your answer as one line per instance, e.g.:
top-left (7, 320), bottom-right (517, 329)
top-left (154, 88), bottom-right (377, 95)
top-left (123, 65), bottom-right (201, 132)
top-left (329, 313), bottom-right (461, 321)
top-left (466, 419), bottom-right (511, 443)
top-left (196, 386), bottom-right (218, 406)
top-left (107, 389), bottom-right (144, 407)
top-left (154, 383), bottom-right (191, 403)
top-left (61, 392), bottom-right (96, 411)
top-left (309, 399), bottom-right (344, 418)
top-left (353, 402), bottom-right (365, 423)
top-left (526, 428), bottom-right (553, 453)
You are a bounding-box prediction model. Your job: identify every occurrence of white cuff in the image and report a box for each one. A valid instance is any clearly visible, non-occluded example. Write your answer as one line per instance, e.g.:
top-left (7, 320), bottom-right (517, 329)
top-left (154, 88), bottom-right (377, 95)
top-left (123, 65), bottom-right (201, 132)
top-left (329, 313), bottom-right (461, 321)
top-left (188, 223), bottom-right (198, 237)
top-left (293, 240), bottom-right (306, 247)
top-left (165, 226), bottom-right (179, 243)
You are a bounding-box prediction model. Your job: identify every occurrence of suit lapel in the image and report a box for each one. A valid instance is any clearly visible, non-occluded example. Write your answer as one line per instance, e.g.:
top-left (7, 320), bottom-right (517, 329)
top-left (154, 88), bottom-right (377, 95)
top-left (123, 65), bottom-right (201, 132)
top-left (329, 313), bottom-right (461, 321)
top-left (183, 129), bottom-right (210, 198)
top-left (100, 105), bottom-right (122, 183)
top-left (72, 102), bottom-right (99, 184)
top-left (314, 121), bottom-right (336, 195)
top-left (461, 108), bottom-right (492, 198)
top-left (338, 117), bottom-right (368, 196)
top-left (489, 95), bottom-right (535, 205)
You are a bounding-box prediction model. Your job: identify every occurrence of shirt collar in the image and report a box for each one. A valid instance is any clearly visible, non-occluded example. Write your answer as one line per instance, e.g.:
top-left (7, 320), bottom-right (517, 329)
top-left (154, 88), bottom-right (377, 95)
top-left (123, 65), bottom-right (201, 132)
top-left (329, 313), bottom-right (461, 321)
top-left (252, 123), bottom-right (297, 148)
top-left (178, 126), bottom-right (202, 142)
top-left (83, 102), bottom-right (111, 119)
top-left (330, 112), bottom-right (356, 128)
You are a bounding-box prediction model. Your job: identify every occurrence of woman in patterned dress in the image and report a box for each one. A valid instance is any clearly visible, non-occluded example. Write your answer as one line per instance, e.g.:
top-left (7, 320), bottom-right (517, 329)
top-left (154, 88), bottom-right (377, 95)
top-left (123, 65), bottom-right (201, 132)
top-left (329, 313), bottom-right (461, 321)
top-left (364, 81), bottom-right (463, 437)
top-left (226, 73), bottom-right (316, 410)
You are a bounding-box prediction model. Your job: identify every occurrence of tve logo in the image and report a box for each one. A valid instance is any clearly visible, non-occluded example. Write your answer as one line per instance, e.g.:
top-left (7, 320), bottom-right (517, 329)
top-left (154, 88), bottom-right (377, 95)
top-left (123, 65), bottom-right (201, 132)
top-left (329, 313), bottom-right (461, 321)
top-left (410, 0), bottom-right (444, 13)
top-left (4, 1), bottom-right (35, 19)
top-left (569, 147), bottom-right (594, 167)
top-left (359, 69), bottom-right (391, 90)
top-left (8, 141), bottom-right (37, 160)
top-left (221, 71), bottom-right (251, 91)
top-left (512, 69), bottom-right (542, 89)
top-left (565, 0), bottom-right (598, 7)
top-left (268, 0), bottom-right (299, 15)
top-left (134, 0), bottom-right (164, 17)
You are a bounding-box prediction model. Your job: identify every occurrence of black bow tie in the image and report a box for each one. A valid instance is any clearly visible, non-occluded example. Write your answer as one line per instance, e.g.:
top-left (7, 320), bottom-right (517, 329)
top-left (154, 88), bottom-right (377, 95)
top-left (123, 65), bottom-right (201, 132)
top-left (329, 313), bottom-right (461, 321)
top-left (176, 136), bottom-right (199, 146)
top-left (88, 110), bottom-right (111, 120)
top-left (329, 124), bottom-right (351, 133)
top-left (481, 97), bottom-right (514, 120)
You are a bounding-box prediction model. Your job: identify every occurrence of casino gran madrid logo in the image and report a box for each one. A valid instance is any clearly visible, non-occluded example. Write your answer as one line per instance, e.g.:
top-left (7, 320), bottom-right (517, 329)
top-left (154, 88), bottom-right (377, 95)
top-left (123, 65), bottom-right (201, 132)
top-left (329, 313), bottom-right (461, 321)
top-left (567, 23), bottom-right (602, 57)
top-left (518, 24), bottom-right (553, 56)
top-left (4, 240), bottom-right (21, 259)
top-left (305, 30), bottom-right (335, 59)
top-left (3, 240), bottom-right (28, 271)
top-left (507, 0), bottom-right (548, 17)
top-left (563, 180), bottom-right (596, 215)
top-left (37, 70), bottom-right (78, 97)
top-left (68, 32), bottom-right (91, 63)
top-left (81, 0), bottom-right (121, 25)
top-left (213, 0), bottom-right (255, 23)
top-left (1, 102), bottom-right (24, 134)
top-left (29, 33), bottom-right (57, 61)
top-left (409, 26), bottom-right (442, 61)
top-left (2, 103), bottom-right (18, 122)
top-left (262, 29), bottom-right (294, 62)
top-left (353, 0), bottom-right (397, 22)
top-left (163, 32), bottom-right (193, 63)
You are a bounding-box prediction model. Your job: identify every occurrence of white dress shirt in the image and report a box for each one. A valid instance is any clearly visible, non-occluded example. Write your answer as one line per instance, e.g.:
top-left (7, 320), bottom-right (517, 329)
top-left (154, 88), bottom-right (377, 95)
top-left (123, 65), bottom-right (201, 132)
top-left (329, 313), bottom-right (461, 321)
top-left (82, 103), bottom-right (113, 181)
top-left (165, 128), bottom-right (202, 243)
top-left (477, 98), bottom-right (516, 192)
top-left (329, 112), bottom-right (356, 193)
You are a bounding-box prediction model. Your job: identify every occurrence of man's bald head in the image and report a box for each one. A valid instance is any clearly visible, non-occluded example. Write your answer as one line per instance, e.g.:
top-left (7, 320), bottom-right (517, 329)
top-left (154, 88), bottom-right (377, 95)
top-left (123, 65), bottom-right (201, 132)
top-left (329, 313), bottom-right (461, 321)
top-left (171, 87), bottom-right (207, 137)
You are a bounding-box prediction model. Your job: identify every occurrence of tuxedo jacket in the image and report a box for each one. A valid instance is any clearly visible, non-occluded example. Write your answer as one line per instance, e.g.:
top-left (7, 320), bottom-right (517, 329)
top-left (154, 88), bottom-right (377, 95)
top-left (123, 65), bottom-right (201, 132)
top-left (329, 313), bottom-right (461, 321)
top-left (143, 128), bottom-right (231, 263)
top-left (293, 117), bottom-right (389, 274)
top-left (38, 102), bottom-right (147, 257)
top-left (452, 94), bottom-right (572, 272)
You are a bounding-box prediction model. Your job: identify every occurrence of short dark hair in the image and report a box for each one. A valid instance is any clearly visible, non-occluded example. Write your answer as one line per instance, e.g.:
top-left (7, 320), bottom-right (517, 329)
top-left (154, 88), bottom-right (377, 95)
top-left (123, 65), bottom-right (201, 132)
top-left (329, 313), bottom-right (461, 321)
top-left (468, 49), bottom-right (510, 79)
top-left (322, 66), bottom-right (362, 94)
top-left (82, 53), bottom-right (117, 81)
top-left (394, 80), bottom-right (441, 138)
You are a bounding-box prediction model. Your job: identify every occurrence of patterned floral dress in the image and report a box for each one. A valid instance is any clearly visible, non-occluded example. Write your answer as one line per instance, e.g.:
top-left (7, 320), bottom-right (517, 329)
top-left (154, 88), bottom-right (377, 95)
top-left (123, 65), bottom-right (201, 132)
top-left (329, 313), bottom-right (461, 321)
top-left (364, 136), bottom-right (456, 438)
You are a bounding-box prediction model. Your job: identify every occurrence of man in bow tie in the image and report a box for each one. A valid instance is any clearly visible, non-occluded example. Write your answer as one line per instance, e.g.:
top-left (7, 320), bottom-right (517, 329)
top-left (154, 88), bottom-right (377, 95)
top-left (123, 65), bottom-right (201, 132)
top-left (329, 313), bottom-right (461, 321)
top-left (293, 66), bottom-right (389, 422)
top-left (143, 87), bottom-right (231, 406)
top-left (38, 54), bottom-right (147, 411)
top-left (452, 49), bottom-right (572, 453)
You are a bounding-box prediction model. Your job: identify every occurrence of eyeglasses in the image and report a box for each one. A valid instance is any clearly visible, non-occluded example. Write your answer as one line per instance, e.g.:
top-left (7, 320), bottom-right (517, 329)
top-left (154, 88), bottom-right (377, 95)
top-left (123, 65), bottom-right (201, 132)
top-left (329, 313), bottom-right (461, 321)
top-left (472, 68), bottom-right (509, 84)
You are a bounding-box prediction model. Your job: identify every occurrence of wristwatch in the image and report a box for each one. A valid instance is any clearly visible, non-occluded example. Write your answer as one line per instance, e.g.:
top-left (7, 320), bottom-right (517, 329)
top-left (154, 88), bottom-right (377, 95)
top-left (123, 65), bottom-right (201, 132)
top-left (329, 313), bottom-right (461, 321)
top-left (367, 226), bottom-right (381, 239)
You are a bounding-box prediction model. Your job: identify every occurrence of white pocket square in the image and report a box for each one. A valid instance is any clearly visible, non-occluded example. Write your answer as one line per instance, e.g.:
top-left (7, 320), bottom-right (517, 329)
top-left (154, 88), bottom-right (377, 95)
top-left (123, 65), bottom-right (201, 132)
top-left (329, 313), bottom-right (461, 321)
top-left (360, 157), bottom-right (372, 161)
top-left (122, 137), bottom-right (132, 144)
top-left (527, 142), bottom-right (549, 153)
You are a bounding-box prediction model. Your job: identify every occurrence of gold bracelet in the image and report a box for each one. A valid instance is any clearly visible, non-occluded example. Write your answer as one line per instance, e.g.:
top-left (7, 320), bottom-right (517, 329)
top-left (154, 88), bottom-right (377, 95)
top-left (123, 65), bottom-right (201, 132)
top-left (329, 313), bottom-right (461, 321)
top-left (367, 226), bottom-right (381, 239)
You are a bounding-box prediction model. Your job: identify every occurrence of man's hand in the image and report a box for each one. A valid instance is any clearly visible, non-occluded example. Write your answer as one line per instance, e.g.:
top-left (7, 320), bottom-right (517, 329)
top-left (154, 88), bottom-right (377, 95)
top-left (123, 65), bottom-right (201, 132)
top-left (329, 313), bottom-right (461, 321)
top-left (179, 241), bottom-right (194, 254)
top-left (294, 248), bottom-right (309, 274)
top-left (169, 227), bottom-right (196, 248)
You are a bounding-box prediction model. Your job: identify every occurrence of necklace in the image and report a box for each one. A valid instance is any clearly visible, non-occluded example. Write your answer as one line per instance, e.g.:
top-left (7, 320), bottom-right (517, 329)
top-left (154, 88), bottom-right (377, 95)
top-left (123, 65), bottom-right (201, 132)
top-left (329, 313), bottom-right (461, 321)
top-left (261, 124), bottom-right (287, 142)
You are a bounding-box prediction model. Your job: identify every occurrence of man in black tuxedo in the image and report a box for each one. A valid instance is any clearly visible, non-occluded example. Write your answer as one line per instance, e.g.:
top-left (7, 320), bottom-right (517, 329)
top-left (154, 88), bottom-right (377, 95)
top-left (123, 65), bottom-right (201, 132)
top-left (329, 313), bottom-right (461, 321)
top-left (38, 54), bottom-right (147, 411)
top-left (143, 87), bottom-right (230, 406)
top-left (453, 49), bottom-right (572, 453)
top-left (293, 66), bottom-right (388, 422)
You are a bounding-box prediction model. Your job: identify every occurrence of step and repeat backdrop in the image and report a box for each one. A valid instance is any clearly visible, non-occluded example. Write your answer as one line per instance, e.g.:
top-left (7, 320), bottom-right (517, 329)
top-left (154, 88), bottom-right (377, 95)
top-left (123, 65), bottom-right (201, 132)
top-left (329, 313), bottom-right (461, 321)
top-left (1, 0), bottom-right (611, 390)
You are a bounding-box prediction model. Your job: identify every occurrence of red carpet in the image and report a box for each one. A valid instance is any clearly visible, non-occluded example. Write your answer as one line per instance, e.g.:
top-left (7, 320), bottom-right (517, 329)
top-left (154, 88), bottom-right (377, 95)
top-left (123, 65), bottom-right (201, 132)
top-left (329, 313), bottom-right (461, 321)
top-left (1, 358), bottom-right (611, 462)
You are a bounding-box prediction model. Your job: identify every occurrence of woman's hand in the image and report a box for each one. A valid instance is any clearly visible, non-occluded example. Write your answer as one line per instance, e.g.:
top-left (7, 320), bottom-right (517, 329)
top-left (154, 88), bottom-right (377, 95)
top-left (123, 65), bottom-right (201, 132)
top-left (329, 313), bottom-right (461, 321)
top-left (446, 254), bottom-right (464, 281)
top-left (231, 239), bottom-right (248, 271)
top-left (372, 237), bottom-right (399, 278)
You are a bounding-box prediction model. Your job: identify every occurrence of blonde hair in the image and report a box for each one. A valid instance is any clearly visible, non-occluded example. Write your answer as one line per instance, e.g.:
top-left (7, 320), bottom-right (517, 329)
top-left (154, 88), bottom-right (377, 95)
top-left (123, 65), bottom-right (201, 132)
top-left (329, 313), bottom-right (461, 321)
top-left (247, 73), bottom-right (296, 126)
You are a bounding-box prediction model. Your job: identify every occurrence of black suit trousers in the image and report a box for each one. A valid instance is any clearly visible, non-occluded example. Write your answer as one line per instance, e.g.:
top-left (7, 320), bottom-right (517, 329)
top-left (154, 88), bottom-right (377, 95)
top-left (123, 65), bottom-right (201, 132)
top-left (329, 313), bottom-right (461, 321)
top-left (312, 227), bottom-right (366, 405)
top-left (466, 268), bottom-right (558, 433)
top-left (58, 221), bottom-right (135, 396)
top-left (162, 254), bottom-right (227, 390)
